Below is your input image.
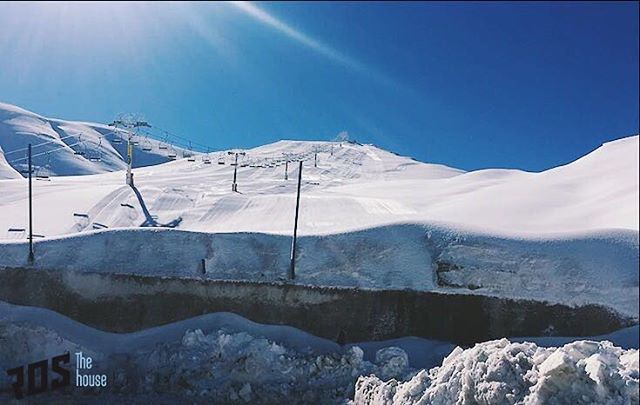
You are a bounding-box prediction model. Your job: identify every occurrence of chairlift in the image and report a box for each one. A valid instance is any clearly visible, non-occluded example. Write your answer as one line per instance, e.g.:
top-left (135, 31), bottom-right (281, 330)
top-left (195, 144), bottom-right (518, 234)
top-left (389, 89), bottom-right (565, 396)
top-left (167, 145), bottom-right (177, 160)
top-left (185, 142), bottom-right (195, 161)
top-left (35, 166), bottom-right (50, 181)
top-left (141, 137), bottom-right (152, 152)
top-left (88, 141), bottom-right (102, 162)
top-left (74, 135), bottom-right (86, 155)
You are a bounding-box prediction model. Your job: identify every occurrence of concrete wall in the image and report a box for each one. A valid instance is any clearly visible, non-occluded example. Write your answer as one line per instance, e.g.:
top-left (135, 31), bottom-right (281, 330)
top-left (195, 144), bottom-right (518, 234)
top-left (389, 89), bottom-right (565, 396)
top-left (0, 268), bottom-right (632, 346)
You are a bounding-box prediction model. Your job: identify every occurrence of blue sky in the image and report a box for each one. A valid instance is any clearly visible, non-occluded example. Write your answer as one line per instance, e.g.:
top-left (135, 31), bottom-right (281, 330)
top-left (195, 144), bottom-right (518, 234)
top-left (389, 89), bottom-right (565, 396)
top-left (0, 1), bottom-right (637, 171)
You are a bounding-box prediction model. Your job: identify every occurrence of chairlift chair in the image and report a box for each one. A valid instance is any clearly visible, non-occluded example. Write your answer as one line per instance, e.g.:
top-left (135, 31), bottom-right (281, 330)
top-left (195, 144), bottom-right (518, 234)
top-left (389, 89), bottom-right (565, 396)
top-left (35, 166), bottom-right (50, 181)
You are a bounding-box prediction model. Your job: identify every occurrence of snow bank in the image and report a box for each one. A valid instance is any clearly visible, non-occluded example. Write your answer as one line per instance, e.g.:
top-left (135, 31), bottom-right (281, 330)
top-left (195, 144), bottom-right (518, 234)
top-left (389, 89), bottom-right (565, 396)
top-left (352, 339), bottom-right (639, 405)
top-left (0, 224), bottom-right (636, 318)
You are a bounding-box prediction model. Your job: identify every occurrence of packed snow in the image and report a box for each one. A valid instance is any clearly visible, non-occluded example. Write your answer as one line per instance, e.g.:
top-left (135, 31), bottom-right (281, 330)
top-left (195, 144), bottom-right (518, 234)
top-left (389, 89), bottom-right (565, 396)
top-left (0, 226), bottom-right (637, 318)
top-left (1, 301), bottom-right (637, 403)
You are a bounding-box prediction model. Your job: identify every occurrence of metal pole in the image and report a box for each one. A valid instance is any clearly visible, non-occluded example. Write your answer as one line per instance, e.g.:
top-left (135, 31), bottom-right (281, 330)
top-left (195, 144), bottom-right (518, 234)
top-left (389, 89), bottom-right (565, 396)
top-left (126, 137), bottom-right (133, 186)
top-left (28, 143), bottom-right (34, 263)
top-left (285, 160), bottom-right (289, 180)
top-left (232, 153), bottom-right (238, 192)
top-left (289, 161), bottom-right (303, 279)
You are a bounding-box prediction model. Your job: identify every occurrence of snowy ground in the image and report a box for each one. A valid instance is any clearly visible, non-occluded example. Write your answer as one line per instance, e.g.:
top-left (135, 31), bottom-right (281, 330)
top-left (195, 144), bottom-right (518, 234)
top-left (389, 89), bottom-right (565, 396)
top-left (1, 301), bottom-right (637, 403)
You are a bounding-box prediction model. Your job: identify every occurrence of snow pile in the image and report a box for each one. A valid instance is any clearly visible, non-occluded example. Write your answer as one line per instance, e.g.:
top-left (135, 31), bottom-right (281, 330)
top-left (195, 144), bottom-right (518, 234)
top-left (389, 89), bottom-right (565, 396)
top-left (352, 339), bottom-right (639, 404)
top-left (0, 301), bottom-right (421, 403)
top-left (1, 301), bottom-right (637, 403)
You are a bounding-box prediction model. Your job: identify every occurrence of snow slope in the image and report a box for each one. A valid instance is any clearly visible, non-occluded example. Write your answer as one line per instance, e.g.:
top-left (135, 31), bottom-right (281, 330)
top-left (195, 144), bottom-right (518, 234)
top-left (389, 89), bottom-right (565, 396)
top-left (0, 131), bottom-right (637, 317)
top-left (0, 102), bottom-right (191, 177)
top-left (0, 146), bottom-right (21, 179)
top-left (0, 135), bottom-right (636, 238)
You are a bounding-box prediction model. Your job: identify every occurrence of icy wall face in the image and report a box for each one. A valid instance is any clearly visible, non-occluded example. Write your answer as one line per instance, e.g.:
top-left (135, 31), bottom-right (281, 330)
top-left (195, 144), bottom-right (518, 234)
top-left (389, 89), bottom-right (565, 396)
top-left (352, 339), bottom-right (639, 405)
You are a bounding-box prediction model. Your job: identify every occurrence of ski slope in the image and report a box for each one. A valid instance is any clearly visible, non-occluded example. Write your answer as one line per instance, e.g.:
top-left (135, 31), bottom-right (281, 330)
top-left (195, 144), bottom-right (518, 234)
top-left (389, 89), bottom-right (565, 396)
top-left (0, 102), bottom-right (637, 318)
top-left (0, 102), bottom-right (192, 178)
top-left (0, 135), bottom-right (637, 238)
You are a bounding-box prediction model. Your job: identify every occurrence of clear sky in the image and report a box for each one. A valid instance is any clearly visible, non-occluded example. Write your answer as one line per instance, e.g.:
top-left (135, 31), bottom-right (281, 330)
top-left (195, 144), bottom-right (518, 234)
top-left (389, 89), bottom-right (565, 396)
top-left (0, 1), bottom-right (637, 171)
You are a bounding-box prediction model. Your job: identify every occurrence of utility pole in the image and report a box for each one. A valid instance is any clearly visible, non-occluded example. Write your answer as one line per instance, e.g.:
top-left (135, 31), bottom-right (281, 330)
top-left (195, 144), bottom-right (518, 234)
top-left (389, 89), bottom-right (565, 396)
top-left (28, 143), bottom-right (34, 263)
top-left (289, 161), bottom-right (303, 280)
top-left (228, 151), bottom-right (246, 192)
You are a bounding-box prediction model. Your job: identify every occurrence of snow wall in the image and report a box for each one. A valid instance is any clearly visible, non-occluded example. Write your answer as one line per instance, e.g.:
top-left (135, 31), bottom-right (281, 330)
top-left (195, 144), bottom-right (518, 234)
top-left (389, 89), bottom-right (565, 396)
top-left (0, 267), bottom-right (632, 346)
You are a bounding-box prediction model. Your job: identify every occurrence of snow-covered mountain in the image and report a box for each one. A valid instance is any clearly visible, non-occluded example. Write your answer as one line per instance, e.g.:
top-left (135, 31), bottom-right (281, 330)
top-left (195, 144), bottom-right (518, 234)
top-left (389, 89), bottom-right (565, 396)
top-left (0, 102), bottom-right (192, 178)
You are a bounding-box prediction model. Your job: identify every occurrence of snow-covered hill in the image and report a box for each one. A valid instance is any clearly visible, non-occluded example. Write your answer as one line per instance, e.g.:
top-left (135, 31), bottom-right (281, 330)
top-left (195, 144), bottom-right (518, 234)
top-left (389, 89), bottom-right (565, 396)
top-left (0, 102), bottom-right (191, 178)
top-left (0, 134), bottom-right (637, 237)
top-left (0, 147), bottom-right (21, 179)
top-left (0, 108), bottom-right (637, 317)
